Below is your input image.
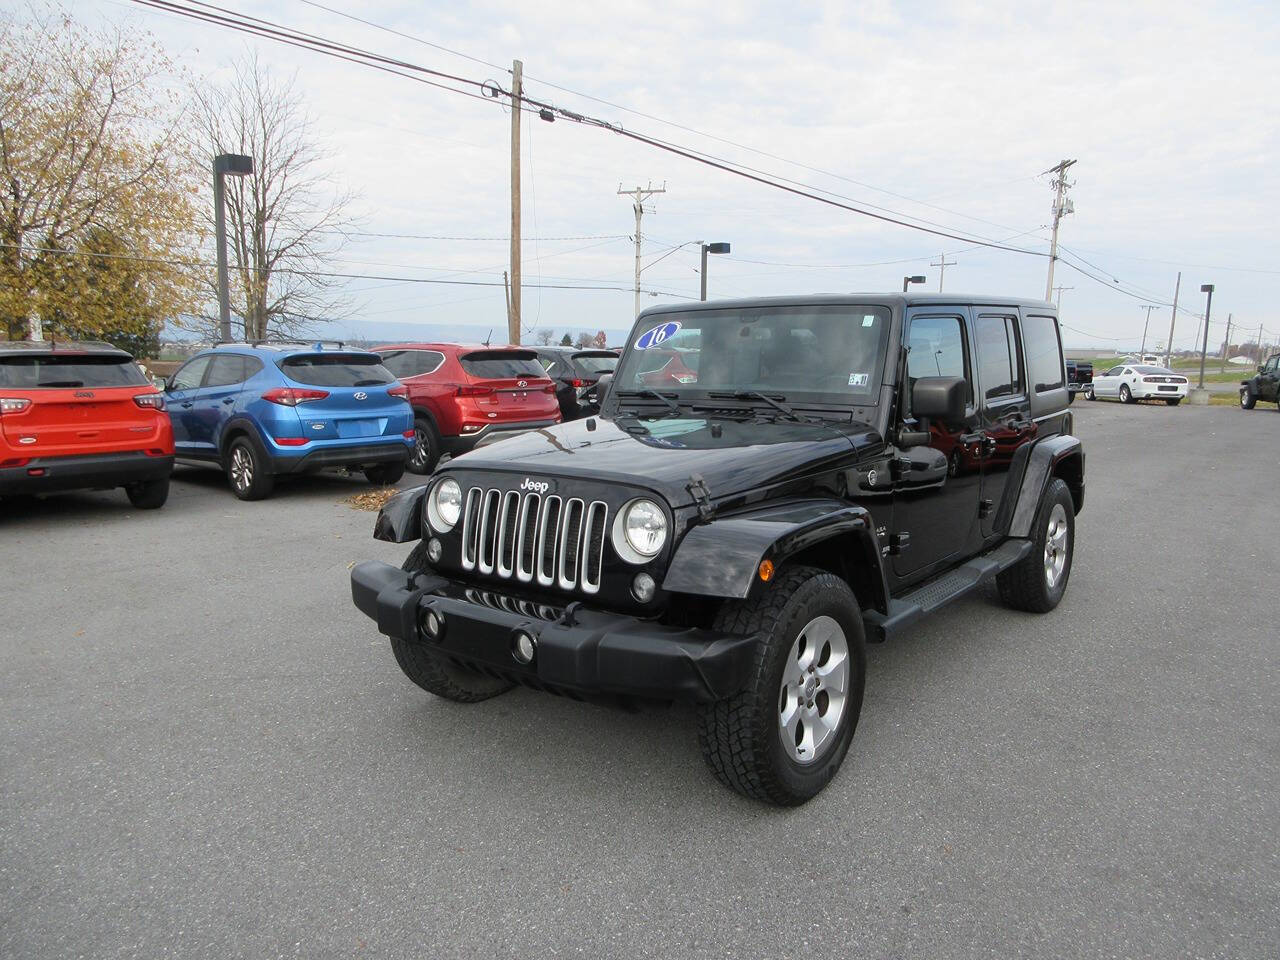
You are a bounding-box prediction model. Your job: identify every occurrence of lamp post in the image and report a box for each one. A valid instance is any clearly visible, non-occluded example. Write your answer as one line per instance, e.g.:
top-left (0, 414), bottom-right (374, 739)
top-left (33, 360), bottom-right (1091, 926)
top-left (903, 274), bottom-right (926, 293)
top-left (700, 242), bottom-right (731, 301)
top-left (1197, 284), bottom-right (1214, 389)
top-left (213, 153), bottom-right (254, 342)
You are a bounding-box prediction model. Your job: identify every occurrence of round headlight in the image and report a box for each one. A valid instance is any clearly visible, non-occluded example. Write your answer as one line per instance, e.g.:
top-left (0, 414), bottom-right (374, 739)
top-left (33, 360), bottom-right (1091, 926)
top-left (428, 478), bottom-right (463, 532)
top-left (617, 498), bottom-right (667, 560)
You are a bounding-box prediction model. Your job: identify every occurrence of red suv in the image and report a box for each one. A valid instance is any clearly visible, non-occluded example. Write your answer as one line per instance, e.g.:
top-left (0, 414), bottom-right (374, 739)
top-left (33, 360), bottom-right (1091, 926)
top-left (0, 341), bottom-right (174, 508)
top-left (378, 344), bottom-right (560, 474)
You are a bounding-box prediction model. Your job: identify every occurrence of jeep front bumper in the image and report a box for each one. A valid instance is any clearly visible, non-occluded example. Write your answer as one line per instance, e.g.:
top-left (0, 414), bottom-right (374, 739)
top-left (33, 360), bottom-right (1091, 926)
top-left (350, 560), bottom-right (757, 703)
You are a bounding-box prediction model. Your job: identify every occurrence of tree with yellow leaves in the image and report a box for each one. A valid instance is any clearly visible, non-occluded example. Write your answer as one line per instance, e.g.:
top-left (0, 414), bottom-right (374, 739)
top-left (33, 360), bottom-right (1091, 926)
top-left (0, 6), bottom-right (203, 346)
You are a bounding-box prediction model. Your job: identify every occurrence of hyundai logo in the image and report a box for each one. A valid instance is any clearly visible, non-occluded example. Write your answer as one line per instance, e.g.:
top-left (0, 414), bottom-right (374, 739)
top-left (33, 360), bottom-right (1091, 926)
top-left (516, 380), bottom-right (528, 388)
top-left (519, 477), bottom-right (550, 494)
top-left (353, 392), bottom-right (367, 400)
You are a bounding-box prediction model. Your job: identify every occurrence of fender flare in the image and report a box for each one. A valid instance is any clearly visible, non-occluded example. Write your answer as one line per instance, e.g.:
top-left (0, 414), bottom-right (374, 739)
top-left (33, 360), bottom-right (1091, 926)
top-left (1007, 435), bottom-right (1084, 538)
top-left (661, 499), bottom-right (888, 613)
top-left (374, 485), bottom-right (428, 543)
top-left (217, 415), bottom-right (269, 459)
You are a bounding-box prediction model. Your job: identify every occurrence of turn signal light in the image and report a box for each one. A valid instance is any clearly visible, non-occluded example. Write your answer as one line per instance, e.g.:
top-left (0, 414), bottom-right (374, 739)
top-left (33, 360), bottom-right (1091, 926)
top-left (387, 384), bottom-right (409, 400)
top-left (0, 398), bottom-right (32, 415)
top-left (262, 387), bottom-right (330, 406)
top-left (456, 385), bottom-right (495, 397)
top-left (758, 559), bottom-right (775, 582)
top-left (133, 393), bottom-right (165, 410)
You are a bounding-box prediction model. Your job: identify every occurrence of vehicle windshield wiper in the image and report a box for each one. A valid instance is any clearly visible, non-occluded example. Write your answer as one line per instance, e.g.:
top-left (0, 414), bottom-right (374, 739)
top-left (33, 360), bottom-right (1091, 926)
top-left (615, 388), bottom-right (683, 417)
top-left (709, 390), bottom-right (805, 422)
top-left (353, 379), bottom-right (385, 386)
top-left (39, 380), bottom-right (84, 387)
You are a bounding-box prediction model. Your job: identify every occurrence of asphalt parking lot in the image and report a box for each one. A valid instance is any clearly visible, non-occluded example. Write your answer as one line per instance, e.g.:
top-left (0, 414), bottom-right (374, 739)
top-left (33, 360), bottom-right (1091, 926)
top-left (2, 401), bottom-right (1276, 959)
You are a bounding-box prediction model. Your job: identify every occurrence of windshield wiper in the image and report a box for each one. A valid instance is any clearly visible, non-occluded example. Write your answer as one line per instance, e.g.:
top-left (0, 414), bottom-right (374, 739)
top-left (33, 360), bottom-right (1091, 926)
top-left (39, 380), bottom-right (84, 387)
top-left (709, 390), bottom-right (805, 422)
top-left (615, 388), bottom-right (683, 417)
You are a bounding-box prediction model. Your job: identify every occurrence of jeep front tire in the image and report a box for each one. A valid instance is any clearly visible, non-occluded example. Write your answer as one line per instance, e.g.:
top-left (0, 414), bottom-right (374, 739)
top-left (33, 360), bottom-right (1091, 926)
top-left (390, 542), bottom-right (515, 703)
top-left (696, 565), bottom-right (867, 806)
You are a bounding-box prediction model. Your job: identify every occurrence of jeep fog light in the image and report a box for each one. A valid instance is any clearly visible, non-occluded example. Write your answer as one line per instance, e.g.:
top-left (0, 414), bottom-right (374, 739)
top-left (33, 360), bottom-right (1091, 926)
top-left (428, 478), bottom-right (462, 531)
top-left (631, 572), bottom-right (657, 602)
top-left (426, 537), bottom-right (443, 563)
top-left (512, 631), bottom-right (536, 664)
top-left (421, 608), bottom-right (445, 641)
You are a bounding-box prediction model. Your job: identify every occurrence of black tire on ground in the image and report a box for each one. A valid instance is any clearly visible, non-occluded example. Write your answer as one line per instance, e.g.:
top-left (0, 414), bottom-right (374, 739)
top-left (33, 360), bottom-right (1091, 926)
top-left (224, 435), bottom-right (275, 501)
top-left (365, 461), bottom-right (405, 485)
top-left (696, 565), bottom-right (867, 806)
top-left (997, 477), bottom-right (1075, 614)
top-left (1165, 397), bottom-right (1182, 406)
top-left (389, 542), bottom-right (515, 703)
top-left (1240, 389), bottom-right (1256, 409)
top-left (124, 477), bottom-right (169, 509)
top-left (1086, 385), bottom-right (1095, 401)
top-left (407, 416), bottom-right (442, 475)
top-left (1067, 390), bottom-right (1075, 405)
top-left (1119, 384), bottom-right (1134, 404)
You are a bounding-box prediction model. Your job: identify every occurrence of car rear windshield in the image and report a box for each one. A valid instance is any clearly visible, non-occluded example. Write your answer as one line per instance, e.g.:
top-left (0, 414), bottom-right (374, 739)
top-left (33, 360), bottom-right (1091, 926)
top-left (0, 354), bottom-right (147, 389)
top-left (571, 353), bottom-right (617, 375)
top-left (279, 354), bottom-right (395, 387)
top-left (459, 351), bottom-right (546, 379)
top-left (1134, 365), bottom-right (1173, 375)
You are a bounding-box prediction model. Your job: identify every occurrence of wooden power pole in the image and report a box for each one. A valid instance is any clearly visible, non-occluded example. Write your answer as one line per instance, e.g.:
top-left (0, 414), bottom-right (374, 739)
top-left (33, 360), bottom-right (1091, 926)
top-left (508, 59), bottom-right (523, 345)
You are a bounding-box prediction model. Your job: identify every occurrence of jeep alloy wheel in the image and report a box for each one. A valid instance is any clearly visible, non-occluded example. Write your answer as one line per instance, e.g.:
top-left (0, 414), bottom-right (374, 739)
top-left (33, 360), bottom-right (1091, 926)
top-left (1043, 503), bottom-right (1069, 589)
top-left (777, 615), bottom-right (850, 764)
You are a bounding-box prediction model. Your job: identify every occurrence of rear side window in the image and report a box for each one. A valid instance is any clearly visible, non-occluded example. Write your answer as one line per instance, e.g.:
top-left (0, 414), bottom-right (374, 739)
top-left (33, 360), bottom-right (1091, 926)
top-left (1022, 314), bottom-right (1065, 392)
top-left (975, 314), bottom-right (1024, 401)
top-left (380, 349), bottom-right (445, 379)
top-left (572, 354), bottom-right (617, 375)
top-left (459, 352), bottom-right (545, 379)
top-left (281, 354), bottom-right (395, 387)
top-left (0, 354), bottom-right (147, 389)
top-left (205, 354), bottom-right (262, 387)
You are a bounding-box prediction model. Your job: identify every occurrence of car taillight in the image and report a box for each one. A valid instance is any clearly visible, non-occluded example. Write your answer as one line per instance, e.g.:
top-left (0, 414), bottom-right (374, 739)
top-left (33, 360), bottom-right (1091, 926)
top-left (569, 378), bottom-right (585, 389)
top-left (456, 385), bottom-right (495, 397)
top-left (387, 384), bottom-right (409, 400)
top-left (403, 429), bottom-right (415, 438)
top-left (543, 384), bottom-right (556, 393)
top-left (0, 458), bottom-right (30, 468)
top-left (134, 393), bottom-right (165, 410)
top-left (0, 398), bottom-right (31, 414)
top-left (276, 437), bottom-right (309, 446)
top-left (262, 387), bottom-right (330, 406)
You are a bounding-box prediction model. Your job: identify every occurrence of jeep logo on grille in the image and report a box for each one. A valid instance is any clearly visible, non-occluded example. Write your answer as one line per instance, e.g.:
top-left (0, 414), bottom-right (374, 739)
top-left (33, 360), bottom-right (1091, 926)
top-left (519, 477), bottom-right (550, 494)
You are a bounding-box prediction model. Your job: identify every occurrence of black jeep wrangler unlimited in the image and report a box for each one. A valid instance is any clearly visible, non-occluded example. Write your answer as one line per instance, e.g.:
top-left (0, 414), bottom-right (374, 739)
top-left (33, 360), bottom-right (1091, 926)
top-left (1240, 354), bottom-right (1280, 409)
top-left (351, 295), bottom-right (1084, 805)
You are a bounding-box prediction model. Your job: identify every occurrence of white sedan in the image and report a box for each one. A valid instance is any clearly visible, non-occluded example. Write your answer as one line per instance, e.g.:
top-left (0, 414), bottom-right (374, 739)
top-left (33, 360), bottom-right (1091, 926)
top-left (1087, 364), bottom-right (1189, 405)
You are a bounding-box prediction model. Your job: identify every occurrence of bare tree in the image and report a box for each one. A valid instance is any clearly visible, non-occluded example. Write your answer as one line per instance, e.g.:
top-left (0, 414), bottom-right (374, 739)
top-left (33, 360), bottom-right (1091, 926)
top-left (574, 331), bottom-right (593, 349)
top-left (189, 54), bottom-right (355, 341)
top-left (534, 328), bottom-right (556, 346)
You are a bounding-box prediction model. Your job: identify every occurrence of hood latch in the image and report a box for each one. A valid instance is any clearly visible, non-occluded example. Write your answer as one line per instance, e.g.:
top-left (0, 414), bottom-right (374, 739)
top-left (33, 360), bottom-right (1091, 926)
top-left (687, 473), bottom-right (713, 521)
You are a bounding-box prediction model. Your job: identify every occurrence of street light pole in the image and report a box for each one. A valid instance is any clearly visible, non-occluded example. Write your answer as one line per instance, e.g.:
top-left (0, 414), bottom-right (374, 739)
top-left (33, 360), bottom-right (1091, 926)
top-left (213, 153), bottom-right (253, 342)
top-left (700, 242), bottom-right (731, 300)
top-left (1197, 284), bottom-right (1214, 390)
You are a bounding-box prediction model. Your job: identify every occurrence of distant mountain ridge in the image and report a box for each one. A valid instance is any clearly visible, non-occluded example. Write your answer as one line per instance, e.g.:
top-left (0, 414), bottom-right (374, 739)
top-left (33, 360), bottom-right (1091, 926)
top-left (164, 317), bottom-right (632, 346)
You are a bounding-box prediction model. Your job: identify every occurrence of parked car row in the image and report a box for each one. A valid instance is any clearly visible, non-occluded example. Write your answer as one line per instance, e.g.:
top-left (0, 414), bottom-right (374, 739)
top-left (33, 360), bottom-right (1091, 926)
top-left (0, 337), bottom-right (620, 508)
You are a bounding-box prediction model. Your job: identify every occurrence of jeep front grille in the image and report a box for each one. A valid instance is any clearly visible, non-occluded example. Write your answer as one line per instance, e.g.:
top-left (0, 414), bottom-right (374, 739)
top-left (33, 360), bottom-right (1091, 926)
top-left (459, 487), bottom-right (608, 594)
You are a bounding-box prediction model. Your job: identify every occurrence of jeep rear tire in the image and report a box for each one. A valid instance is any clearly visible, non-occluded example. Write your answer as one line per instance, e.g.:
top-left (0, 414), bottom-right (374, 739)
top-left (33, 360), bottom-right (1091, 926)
top-left (389, 542), bottom-right (515, 703)
top-left (1240, 389), bottom-right (1256, 410)
top-left (696, 565), bottom-right (866, 806)
top-left (998, 477), bottom-right (1074, 614)
top-left (124, 477), bottom-right (169, 509)
top-left (225, 435), bottom-right (275, 501)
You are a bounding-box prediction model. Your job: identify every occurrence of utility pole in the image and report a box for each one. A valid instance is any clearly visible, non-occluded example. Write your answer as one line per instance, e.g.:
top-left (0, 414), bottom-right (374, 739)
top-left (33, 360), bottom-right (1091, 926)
top-left (1164, 272), bottom-right (1181, 368)
top-left (1258, 323), bottom-right (1265, 362)
top-left (508, 59), bottom-right (523, 345)
top-left (930, 252), bottom-right (956, 292)
top-left (1042, 159), bottom-right (1077, 302)
top-left (1220, 313), bottom-right (1232, 373)
top-left (1139, 305), bottom-right (1158, 356)
top-left (1053, 285), bottom-right (1074, 308)
top-left (618, 182), bottom-right (665, 317)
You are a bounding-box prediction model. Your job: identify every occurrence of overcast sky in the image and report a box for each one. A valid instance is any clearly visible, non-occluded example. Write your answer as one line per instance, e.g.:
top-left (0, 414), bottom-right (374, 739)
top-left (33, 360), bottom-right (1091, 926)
top-left (85, 0), bottom-right (1279, 349)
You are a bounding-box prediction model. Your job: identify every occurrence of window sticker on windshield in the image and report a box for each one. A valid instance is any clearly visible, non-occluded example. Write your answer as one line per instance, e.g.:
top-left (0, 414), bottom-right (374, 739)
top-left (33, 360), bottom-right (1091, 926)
top-left (862, 315), bottom-right (876, 327)
top-left (635, 320), bottom-right (681, 350)
top-left (848, 373), bottom-right (869, 387)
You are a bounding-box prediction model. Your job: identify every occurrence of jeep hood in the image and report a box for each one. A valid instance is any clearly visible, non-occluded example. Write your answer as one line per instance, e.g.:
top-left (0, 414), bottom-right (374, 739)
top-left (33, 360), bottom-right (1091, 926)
top-left (442, 416), bottom-right (883, 507)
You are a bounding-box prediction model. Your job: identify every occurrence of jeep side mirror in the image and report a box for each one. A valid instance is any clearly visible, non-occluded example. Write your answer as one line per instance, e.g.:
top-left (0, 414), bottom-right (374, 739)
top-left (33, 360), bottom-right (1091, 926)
top-left (911, 376), bottom-right (967, 423)
top-left (1259, 365), bottom-right (1265, 373)
top-left (594, 372), bottom-right (614, 404)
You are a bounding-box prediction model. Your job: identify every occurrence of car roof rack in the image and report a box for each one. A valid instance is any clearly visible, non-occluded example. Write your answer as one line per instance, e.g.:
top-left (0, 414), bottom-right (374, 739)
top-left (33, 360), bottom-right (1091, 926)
top-left (214, 338), bottom-right (349, 351)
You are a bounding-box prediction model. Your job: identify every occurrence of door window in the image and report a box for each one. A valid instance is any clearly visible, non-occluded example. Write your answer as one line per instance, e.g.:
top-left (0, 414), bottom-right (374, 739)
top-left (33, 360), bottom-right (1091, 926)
top-left (204, 354), bottom-right (254, 387)
top-left (381, 349), bottom-right (445, 379)
top-left (975, 315), bottom-right (1024, 402)
top-left (169, 355), bottom-right (211, 391)
top-left (906, 315), bottom-right (970, 404)
top-left (1265, 356), bottom-right (1278, 372)
top-left (1103, 366), bottom-right (1124, 377)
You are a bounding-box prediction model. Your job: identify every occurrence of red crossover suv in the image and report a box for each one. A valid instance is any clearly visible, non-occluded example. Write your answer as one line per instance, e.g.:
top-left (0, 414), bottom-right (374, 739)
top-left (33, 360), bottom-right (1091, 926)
top-left (378, 344), bottom-right (561, 474)
top-left (0, 341), bottom-right (174, 508)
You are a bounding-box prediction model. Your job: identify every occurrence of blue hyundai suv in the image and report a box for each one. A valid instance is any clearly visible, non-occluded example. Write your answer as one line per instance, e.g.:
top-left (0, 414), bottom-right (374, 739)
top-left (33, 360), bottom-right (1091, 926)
top-left (163, 341), bottom-right (413, 500)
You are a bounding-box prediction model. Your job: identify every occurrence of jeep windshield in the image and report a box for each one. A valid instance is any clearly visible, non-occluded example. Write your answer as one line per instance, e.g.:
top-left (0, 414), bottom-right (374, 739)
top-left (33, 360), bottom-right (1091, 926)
top-left (612, 304), bottom-right (891, 410)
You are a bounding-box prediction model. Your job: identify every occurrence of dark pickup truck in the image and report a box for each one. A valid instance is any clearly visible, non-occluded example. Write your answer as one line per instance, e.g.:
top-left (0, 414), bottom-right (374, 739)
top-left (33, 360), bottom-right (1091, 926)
top-left (1066, 359), bottom-right (1093, 403)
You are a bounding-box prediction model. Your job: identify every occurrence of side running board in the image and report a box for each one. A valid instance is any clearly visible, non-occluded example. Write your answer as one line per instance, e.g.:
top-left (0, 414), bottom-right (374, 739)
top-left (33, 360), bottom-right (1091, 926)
top-left (863, 539), bottom-right (1033, 642)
